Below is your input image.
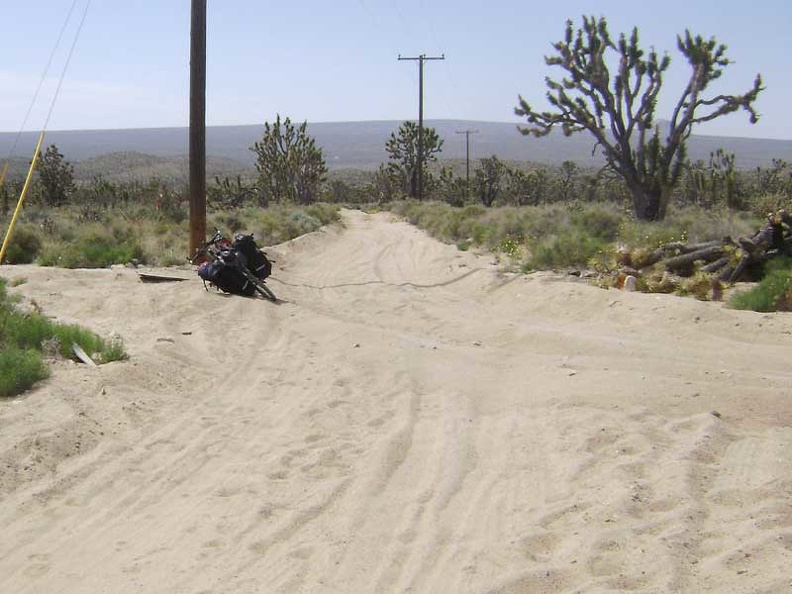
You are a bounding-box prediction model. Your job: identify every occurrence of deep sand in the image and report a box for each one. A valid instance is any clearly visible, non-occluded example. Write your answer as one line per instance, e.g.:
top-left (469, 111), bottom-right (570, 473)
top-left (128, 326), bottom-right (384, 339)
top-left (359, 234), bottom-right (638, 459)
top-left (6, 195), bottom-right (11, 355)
top-left (1, 210), bottom-right (790, 593)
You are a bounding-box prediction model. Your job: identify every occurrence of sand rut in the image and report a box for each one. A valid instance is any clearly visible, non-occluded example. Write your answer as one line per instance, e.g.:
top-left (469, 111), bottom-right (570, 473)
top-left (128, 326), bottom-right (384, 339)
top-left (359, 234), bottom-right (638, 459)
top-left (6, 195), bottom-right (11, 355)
top-left (1, 209), bottom-right (790, 593)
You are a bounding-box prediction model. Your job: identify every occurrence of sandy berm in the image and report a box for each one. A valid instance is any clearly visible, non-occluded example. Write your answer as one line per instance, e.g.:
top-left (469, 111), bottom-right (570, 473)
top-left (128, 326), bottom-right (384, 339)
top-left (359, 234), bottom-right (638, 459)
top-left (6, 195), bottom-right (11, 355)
top-left (1, 210), bottom-right (790, 593)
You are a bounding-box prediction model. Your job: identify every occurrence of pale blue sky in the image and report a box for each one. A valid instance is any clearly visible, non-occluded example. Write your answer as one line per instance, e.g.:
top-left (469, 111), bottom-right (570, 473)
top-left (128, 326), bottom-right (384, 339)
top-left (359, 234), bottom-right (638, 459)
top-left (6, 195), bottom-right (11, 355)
top-left (1, 1), bottom-right (790, 139)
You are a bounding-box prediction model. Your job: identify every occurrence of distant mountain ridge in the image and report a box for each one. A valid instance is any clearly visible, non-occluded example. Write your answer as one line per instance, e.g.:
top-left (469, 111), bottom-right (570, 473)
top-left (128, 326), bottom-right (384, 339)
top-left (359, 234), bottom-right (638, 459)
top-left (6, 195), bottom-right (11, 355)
top-left (1, 120), bottom-right (791, 170)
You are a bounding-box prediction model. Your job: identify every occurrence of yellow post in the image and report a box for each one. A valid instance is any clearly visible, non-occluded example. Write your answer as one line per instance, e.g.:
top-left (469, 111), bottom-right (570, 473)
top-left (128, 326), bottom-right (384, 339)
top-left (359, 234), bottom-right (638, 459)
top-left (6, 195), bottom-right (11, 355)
top-left (0, 131), bottom-right (45, 264)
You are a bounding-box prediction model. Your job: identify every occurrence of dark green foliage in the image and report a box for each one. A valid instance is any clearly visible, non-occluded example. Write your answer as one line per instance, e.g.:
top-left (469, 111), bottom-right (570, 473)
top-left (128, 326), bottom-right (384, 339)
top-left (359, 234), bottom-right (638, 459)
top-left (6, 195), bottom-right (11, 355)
top-left (515, 16), bottom-right (763, 221)
top-left (250, 115), bottom-right (328, 205)
top-left (474, 156), bottom-right (508, 207)
top-left (506, 167), bottom-right (550, 206)
top-left (753, 160), bottom-right (792, 198)
top-left (436, 167), bottom-right (469, 207)
top-left (680, 150), bottom-right (742, 209)
top-left (39, 225), bottom-right (143, 268)
top-left (385, 121), bottom-right (443, 199)
top-left (209, 175), bottom-right (259, 208)
top-left (370, 164), bottom-right (404, 202)
top-left (37, 144), bottom-right (76, 207)
top-left (570, 207), bottom-right (622, 241)
top-left (729, 258), bottom-right (792, 312)
top-left (303, 203), bottom-right (342, 226)
top-left (557, 161), bottom-right (579, 202)
top-left (1, 182), bottom-right (10, 216)
top-left (322, 179), bottom-right (368, 204)
top-left (207, 203), bottom-right (341, 246)
top-left (2, 224), bottom-right (42, 264)
top-left (0, 347), bottom-right (50, 397)
top-left (0, 275), bottom-right (127, 397)
top-left (527, 231), bottom-right (608, 270)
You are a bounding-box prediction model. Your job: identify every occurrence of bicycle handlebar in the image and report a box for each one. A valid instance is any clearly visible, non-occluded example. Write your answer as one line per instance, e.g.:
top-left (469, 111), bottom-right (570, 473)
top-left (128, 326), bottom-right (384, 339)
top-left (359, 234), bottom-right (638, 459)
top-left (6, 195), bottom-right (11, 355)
top-left (189, 228), bottom-right (226, 264)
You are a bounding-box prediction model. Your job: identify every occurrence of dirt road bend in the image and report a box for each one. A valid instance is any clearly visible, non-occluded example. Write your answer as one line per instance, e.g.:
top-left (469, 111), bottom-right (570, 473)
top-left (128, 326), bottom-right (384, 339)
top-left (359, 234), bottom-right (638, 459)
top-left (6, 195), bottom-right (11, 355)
top-left (1, 210), bottom-right (790, 593)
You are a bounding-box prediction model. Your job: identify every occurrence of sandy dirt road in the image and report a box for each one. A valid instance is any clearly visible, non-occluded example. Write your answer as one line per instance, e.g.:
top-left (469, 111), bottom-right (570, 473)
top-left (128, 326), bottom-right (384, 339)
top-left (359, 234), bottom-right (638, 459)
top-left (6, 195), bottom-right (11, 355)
top-left (1, 209), bottom-right (790, 593)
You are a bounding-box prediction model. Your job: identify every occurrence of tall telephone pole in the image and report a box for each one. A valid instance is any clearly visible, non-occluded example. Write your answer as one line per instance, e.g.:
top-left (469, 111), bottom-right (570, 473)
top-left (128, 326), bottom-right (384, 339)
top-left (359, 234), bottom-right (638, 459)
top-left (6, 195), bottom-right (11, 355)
top-left (398, 53), bottom-right (444, 200)
top-left (189, 0), bottom-right (207, 258)
top-left (455, 128), bottom-right (478, 200)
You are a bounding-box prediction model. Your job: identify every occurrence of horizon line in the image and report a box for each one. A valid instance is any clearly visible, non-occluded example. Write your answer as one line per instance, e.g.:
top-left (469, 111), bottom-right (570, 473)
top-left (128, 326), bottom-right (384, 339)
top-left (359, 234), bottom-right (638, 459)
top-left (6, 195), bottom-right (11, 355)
top-left (1, 119), bottom-right (790, 143)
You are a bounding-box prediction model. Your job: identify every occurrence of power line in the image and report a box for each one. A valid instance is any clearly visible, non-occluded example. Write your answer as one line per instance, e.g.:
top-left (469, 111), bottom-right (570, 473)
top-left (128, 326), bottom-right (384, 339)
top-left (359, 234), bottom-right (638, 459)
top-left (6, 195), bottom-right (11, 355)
top-left (1, 1), bottom-right (91, 264)
top-left (398, 53), bottom-right (444, 200)
top-left (43, 0), bottom-right (92, 132)
top-left (2, 0), bottom-right (81, 168)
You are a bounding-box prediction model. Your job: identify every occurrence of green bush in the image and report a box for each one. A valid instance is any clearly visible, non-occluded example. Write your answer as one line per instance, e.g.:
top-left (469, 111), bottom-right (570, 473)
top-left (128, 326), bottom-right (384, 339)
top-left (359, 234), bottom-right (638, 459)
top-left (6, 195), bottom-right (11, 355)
top-left (729, 260), bottom-right (792, 312)
top-left (39, 225), bottom-right (143, 268)
top-left (571, 205), bottom-right (622, 241)
top-left (304, 203), bottom-right (342, 226)
top-left (0, 275), bottom-right (128, 396)
top-left (746, 193), bottom-right (790, 219)
top-left (527, 231), bottom-right (608, 270)
top-left (2, 224), bottom-right (43, 264)
top-left (283, 211), bottom-right (322, 238)
top-left (0, 347), bottom-right (50, 397)
top-left (208, 204), bottom-right (341, 246)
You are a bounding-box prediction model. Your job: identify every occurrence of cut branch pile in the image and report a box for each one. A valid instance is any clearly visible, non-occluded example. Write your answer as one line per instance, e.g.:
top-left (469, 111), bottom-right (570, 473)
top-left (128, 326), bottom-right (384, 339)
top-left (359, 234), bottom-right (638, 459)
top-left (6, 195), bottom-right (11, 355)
top-left (613, 210), bottom-right (792, 297)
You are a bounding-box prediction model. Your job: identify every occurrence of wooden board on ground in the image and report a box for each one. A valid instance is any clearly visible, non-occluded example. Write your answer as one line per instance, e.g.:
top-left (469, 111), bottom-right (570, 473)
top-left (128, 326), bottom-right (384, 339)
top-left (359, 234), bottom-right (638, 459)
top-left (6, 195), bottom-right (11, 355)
top-left (137, 272), bottom-right (192, 283)
top-left (71, 342), bottom-right (98, 367)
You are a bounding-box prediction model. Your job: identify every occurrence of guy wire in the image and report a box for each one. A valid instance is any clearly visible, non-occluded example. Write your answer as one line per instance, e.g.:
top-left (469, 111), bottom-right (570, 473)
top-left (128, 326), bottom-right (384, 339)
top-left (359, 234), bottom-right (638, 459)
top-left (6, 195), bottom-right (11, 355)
top-left (3, 0), bottom-right (80, 162)
top-left (43, 0), bottom-right (92, 133)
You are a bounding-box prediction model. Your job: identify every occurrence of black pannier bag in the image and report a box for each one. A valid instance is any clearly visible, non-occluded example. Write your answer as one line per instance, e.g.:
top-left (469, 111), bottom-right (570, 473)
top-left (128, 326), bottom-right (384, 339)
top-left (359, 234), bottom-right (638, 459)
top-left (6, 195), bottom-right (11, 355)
top-left (197, 255), bottom-right (256, 296)
top-left (232, 234), bottom-right (272, 280)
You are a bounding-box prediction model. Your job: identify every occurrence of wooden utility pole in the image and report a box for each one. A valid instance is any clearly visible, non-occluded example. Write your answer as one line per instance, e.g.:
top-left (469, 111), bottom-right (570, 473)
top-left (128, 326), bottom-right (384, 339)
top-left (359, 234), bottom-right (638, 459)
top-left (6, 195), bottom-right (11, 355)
top-left (398, 53), bottom-right (444, 200)
top-left (189, 0), bottom-right (207, 258)
top-left (455, 128), bottom-right (478, 200)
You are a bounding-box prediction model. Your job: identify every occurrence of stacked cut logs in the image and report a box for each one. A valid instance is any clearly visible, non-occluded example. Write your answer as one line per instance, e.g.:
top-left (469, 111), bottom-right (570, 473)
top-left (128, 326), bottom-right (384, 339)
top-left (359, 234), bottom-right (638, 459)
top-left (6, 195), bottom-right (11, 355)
top-left (618, 210), bottom-right (792, 285)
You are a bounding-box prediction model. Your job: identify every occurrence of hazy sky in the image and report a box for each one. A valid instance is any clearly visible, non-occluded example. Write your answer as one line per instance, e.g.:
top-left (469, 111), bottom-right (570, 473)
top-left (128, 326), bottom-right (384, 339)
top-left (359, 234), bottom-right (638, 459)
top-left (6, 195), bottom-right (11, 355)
top-left (2, 1), bottom-right (790, 139)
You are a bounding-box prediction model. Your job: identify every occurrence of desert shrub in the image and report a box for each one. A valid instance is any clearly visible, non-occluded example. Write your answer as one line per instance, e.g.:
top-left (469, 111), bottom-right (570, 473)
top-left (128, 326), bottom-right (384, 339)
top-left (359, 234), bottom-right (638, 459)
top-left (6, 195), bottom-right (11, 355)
top-left (571, 204), bottom-right (623, 241)
top-left (667, 205), bottom-right (759, 243)
top-left (468, 219), bottom-right (497, 247)
top-left (388, 200), bottom-right (450, 236)
top-left (1, 224), bottom-right (43, 264)
top-left (205, 204), bottom-right (340, 247)
top-left (729, 258), bottom-right (792, 312)
top-left (622, 206), bottom-right (757, 247)
top-left (619, 217), bottom-right (689, 248)
top-left (0, 275), bottom-right (128, 396)
top-left (517, 204), bottom-right (571, 239)
top-left (526, 230), bottom-right (609, 270)
top-left (304, 203), bottom-right (342, 226)
top-left (99, 337), bottom-right (128, 363)
top-left (39, 224), bottom-right (143, 268)
top-left (678, 272), bottom-right (719, 301)
top-left (745, 193), bottom-right (791, 219)
top-left (445, 205), bottom-right (488, 243)
top-left (0, 306), bottom-right (57, 351)
top-left (282, 211), bottom-right (322, 239)
top-left (1, 306), bottom-right (124, 361)
top-left (0, 347), bottom-right (50, 397)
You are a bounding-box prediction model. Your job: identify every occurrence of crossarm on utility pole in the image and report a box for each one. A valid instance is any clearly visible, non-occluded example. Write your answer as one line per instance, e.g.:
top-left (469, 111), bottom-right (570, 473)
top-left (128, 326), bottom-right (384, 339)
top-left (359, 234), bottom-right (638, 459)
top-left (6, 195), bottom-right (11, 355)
top-left (398, 53), bottom-right (445, 200)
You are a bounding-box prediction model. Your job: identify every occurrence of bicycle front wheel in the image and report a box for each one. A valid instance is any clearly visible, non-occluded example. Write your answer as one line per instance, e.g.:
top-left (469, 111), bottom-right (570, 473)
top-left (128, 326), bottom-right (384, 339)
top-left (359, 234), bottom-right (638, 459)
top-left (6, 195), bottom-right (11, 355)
top-left (253, 279), bottom-right (277, 302)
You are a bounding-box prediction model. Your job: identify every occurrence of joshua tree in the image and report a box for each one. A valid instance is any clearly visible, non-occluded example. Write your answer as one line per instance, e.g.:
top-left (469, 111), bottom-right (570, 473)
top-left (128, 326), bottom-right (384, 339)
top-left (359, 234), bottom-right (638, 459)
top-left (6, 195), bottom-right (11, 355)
top-left (251, 115), bottom-right (327, 205)
top-left (474, 155), bottom-right (508, 207)
top-left (37, 144), bottom-right (75, 207)
top-left (385, 121), bottom-right (443, 199)
top-left (515, 16), bottom-right (763, 221)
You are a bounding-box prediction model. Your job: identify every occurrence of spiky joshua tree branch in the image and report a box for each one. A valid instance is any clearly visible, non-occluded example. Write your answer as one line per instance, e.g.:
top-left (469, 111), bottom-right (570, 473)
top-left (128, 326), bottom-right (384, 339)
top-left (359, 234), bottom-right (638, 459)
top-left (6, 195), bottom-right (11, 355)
top-left (515, 16), bottom-right (763, 220)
